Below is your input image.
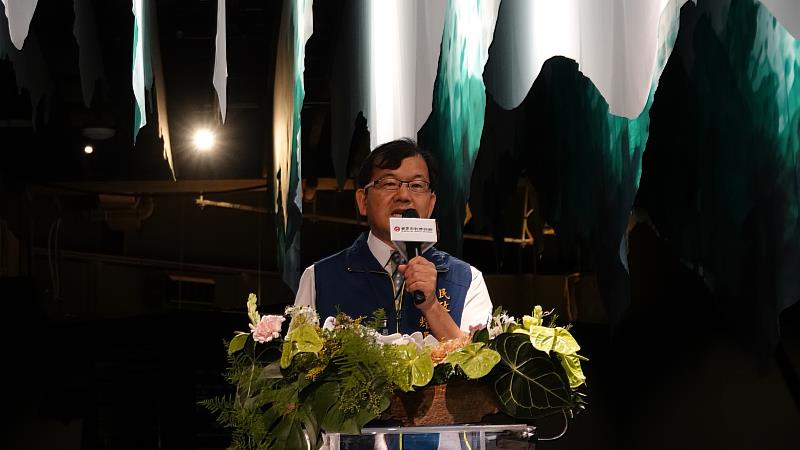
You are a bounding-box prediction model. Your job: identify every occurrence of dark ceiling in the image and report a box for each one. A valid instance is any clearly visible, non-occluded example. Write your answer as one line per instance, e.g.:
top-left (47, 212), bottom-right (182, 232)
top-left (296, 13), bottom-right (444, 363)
top-left (0, 0), bottom-right (539, 276)
top-left (0, 0), bottom-right (343, 184)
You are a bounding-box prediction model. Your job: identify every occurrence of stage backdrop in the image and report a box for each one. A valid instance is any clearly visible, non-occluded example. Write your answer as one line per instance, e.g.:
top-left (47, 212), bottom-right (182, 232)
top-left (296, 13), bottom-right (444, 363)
top-left (297, 0), bottom-right (800, 351)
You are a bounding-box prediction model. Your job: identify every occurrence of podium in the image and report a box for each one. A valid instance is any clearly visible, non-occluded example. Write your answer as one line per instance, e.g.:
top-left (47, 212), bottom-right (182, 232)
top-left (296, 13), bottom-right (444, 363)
top-left (328, 423), bottom-right (536, 450)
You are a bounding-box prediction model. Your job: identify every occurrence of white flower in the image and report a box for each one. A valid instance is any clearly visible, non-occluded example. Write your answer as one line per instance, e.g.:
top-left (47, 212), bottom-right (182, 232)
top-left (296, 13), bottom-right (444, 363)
top-left (322, 316), bottom-right (338, 331)
top-left (487, 312), bottom-right (518, 337)
top-left (284, 305), bottom-right (319, 330)
top-left (375, 331), bottom-right (438, 351)
top-left (375, 333), bottom-right (410, 346)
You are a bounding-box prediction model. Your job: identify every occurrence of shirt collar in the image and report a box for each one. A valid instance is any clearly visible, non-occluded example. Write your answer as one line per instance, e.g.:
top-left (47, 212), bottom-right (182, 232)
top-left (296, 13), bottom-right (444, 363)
top-left (366, 231), bottom-right (435, 271)
top-left (367, 231), bottom-right (396, 272)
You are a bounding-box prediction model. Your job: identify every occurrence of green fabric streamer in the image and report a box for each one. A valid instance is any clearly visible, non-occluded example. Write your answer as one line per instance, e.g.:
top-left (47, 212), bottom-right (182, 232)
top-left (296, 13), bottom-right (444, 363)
top-left (418, 0), bottom-right (498, 255)
top-left (637, 0), bottom-right (800, 350)
top-left (470, 2), bottom-right (682, 323)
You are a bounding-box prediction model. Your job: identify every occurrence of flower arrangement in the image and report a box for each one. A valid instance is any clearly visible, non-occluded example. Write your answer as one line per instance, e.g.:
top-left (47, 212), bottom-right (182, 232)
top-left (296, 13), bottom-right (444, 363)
top-left (201, 294), bottom-right (588, 450)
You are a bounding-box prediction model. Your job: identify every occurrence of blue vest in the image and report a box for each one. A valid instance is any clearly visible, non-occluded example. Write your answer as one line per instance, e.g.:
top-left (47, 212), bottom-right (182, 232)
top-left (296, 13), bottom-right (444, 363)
top-left (314, 233), bottom-right (472, 334)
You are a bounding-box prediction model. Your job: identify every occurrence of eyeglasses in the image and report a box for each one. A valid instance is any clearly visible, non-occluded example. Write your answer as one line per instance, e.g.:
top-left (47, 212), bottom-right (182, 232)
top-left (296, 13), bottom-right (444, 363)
top-left (363, 177), bottom-right (431, 193)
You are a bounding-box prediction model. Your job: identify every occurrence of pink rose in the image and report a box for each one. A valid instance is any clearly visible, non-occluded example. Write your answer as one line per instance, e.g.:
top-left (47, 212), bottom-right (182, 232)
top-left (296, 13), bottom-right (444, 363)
top-left (250, 315), bottom-right (285, 343)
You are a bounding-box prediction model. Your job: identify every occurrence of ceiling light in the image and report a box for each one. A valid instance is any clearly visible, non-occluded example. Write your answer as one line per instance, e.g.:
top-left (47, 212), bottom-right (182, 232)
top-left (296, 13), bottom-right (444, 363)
top-left (193, 129), bottom-right (215, 151)
top-left (84, 145), bottom-right (94, 154)
top-left (82, 127), bottom-right (116, 140)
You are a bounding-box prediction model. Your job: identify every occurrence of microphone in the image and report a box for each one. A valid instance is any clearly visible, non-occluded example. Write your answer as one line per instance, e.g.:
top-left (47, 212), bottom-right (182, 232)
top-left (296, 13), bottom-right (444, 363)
top-left (401, 209), bottom-right (427, 305)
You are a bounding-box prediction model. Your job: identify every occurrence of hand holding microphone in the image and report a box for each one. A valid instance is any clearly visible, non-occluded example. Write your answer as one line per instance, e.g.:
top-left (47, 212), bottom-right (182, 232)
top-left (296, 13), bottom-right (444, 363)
top-left (392, 209), bottom-right (437, 305)
top-left (389, 208), bottom-right (462, 339)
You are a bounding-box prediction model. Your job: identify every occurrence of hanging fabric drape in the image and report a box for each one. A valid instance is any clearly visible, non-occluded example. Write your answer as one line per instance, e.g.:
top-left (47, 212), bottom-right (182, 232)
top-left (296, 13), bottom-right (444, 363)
top-left (273, 0), bottom-right (313, 292)
top-left (417, 0), bottom-right (500, 255)
top-left (0, 1), bottom-right (50, 126)
top-left (329, 0), bottom-right (446, 187)
top-left (0, 0), bottom-right (39, 50)
top-left (213, 0), bottom-right (227, 123)
top-left (469, 0), bottom-right (800, 347)
top-left (131, 0), bottom-right (149, 141)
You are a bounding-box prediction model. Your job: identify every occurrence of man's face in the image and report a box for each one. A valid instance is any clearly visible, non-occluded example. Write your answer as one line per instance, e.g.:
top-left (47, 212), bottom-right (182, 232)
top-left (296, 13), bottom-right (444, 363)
top-left (355, 155), bottom-right (437, 245)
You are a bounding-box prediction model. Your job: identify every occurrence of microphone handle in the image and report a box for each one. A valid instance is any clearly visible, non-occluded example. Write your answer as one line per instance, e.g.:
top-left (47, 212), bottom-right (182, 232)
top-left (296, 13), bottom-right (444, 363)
top-left (413, 290), bottom-right (426, 305)
top-left (408, 243), bottom-right (426, 305)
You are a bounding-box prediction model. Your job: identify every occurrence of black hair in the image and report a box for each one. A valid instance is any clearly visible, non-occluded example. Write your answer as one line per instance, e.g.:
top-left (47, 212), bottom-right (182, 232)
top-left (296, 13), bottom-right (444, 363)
top-left (356, 138), bottom-right (438, 192)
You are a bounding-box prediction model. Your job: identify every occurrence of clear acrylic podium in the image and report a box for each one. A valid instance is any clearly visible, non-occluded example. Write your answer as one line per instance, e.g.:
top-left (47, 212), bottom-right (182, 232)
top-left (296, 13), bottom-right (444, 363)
top-left (328, 423), bottom-right (536, 450)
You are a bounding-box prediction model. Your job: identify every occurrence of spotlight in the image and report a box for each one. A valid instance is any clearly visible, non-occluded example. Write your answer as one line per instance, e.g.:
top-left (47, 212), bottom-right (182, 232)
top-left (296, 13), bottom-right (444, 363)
top-left (193, 129), bottom-right (215, 152)
top-left (84, 145), bottom-right (94, 154)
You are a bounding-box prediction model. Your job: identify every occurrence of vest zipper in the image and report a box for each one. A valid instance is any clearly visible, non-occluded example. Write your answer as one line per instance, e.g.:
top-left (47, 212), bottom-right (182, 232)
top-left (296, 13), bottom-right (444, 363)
top-left (359, 269), bottom-right (402, 333)
top-left (346, 265), bottom-right (449, 334)
top-left (373, 270), bottom-right (403, 333)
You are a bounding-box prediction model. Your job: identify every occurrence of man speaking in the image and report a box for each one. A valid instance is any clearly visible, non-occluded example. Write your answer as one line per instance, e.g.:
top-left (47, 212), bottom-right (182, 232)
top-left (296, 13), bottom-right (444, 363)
top-left (294, 138), bottom-right (492, 339)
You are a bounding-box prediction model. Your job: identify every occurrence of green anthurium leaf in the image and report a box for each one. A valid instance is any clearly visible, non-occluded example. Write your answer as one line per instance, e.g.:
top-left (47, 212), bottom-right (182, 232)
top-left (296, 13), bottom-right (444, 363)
top-left (322, 403), bottom-right (361, 434)
top-left (246, 293), bottom-right (261, 327)
top-left (490, 333), bottom-right (574, 419)
top-left (524, 326), bottom-right (581, 355)
top-left (280, 340), bottom-right (294, 369)
top-left (227, 332), bottom-right (249, 355)
top-left (392, 343), bottom-right (416, 392)
top-left (280, 323), bottom-right (323, 368)
top-left (298, 406), bottom-right (321, 450)
top-left (297, 374), bottom-right (314, 391)
top-left (472, 327), bottom-right (490, 343)
top-left (558, 353), bottom-right (587, 388)
top-left (444, 342), bottom-right (482, 366)
top-left (411, 347), bottom-right (434, 387)
top-left (341, 417), bottom-right (364, 435)
top-left (271, 413), bottom-right (306, 450)
top-left (312, 382), bottom-right (356, 433)
top-left (290, 323), bottom-right (324, 353)
top-left (313, 377), bottom-right (386, 434)
top-left (431, 362), bottom-right (455, 384)
top-left (393, 343), bottom-right (435, 390)
top-left (444, 342), bottom-right (501, 379)
top-left (305, 381), bottom-right (339, 423)
top-left (261, 402), bottom-right (283, 432)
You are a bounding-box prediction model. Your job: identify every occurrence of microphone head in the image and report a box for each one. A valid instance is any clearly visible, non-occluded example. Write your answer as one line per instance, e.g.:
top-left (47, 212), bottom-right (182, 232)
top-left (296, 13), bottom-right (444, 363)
top-left (402, 208), bottom-right (420, 219)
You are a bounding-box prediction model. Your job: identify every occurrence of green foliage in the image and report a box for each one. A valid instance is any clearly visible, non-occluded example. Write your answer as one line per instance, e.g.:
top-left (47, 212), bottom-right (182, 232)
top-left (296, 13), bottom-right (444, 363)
top-left (365, 308), bottom-right (388, 332)
top-left (392, 343), bottom-right (434, 390)
top-left (203, 301), bottom-right (588, 449)
top-left (281, 323), bottom-right (323, 368)
top-left (321, 319), bottom-right (397, 424)
top-left (472, 326), bottom-right (490, 343)
top-left (430, 362), bottom-right (456, 385)
top-left (444, 342), bottom-right (501, 379)
top-left (489, 333), bottom-right (574, 419)
top-left (228, 332), bottom-right (249, 355)
top-left (200, 343), bottom-right (278, 448)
